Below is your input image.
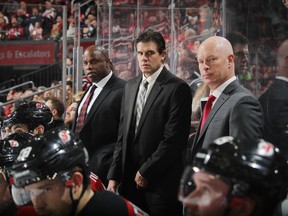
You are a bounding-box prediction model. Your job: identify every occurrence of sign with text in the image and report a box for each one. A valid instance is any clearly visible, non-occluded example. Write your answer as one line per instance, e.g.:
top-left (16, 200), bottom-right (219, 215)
top-left (0, 42), bottom-right (56, 65)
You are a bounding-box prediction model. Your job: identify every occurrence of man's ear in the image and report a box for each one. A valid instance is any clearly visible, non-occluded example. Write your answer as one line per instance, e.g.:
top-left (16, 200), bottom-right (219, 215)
top-left (51, 108), bottom-right (57, 117)
top-left (71, 171), bottom-right (84, 199)
top-left (33, 125), bottom-right (45, 135)
top-left (229, 197), bottom-right (255, 216)
top-left (228, 54), bottom-right (234, 67)
top-left (161, 50), bottom-right (167, 61)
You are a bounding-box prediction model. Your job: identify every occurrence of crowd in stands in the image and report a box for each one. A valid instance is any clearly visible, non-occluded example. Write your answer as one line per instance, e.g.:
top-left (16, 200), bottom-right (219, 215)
top-left (0, 0), bottom-right (287, 97)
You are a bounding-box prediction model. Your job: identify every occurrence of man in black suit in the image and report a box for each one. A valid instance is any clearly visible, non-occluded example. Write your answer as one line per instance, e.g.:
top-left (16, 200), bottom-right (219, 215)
top-left (191, 36), bottom-right (263, 159)
top-left (107, 30), bottom-right (192, 215)
top-left (259, 39), bottom-right (288, 158)
top-left (72, 45), bottom-right (125, 187)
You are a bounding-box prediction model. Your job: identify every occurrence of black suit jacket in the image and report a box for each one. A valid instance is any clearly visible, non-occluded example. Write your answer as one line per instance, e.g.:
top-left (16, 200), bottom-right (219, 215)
top-left (72, 74), bottom-right (126, 186)
top-left (259, 78), bottom-right (288, 156)
top-left (108, 67), bottom-right (192, 209)
top-left (191, 79), bottom-right (263, 160)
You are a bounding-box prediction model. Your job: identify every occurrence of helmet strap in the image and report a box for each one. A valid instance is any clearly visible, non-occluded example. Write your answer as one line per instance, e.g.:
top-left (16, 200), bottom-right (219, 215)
top-left (67, 176), bottom-right (89, 216)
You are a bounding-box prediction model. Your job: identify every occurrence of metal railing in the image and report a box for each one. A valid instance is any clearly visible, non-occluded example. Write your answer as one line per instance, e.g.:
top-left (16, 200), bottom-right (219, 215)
top-left (0, 81), bottom-right (35, 96)
top-left (0, 83), bottom-right (62, 109)
top-left (17, 62), bottom-right (62, 87)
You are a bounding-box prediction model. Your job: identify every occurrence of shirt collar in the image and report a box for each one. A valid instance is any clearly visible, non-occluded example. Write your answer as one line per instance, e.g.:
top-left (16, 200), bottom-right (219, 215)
top-left (211, 76), bottom-right (237, 98)
top-left (142, 64), bottom-right (164, 84)
top-left (93, 71), bottom-right (112, 88)
top-left (276, 76), bottom-right (288, 82)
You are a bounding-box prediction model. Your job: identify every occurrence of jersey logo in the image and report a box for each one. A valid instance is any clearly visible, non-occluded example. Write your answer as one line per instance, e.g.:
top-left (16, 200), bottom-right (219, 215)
top-left (17, 146), bottom-right (32, 161)
top-left (257, 140), bottom-right (274, 156)
top-left (58, 130), bottom-right (71, 144)
top-left (36, 103), bottom-right (43, 109)
top-left (9, 140), bottom-right (19, 147)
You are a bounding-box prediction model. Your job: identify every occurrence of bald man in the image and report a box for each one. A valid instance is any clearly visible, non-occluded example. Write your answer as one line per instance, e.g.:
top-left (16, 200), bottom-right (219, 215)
top-left (259, 39), bottom-right (288, 159)
top-left (190, 36), bottom-right (263, 159)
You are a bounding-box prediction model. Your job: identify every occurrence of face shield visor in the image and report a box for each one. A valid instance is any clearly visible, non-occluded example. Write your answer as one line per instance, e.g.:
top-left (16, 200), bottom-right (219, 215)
top-left (178, 166), bottom-right (230, 216)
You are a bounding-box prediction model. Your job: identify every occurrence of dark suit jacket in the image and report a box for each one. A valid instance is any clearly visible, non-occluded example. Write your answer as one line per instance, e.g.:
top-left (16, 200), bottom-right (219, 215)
top-left (191, 79), bottom-right (263, 160)
top-left (107, 67), bottom-right (192, 209)
top-left (72, 74), bottom-right (126, 186)
top-left (259, 78), bottom-right (288, 156)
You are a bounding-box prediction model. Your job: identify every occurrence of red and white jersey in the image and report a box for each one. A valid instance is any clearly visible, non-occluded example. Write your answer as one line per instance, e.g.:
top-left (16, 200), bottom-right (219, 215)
top-left (89, 172), bottom-right (105, 191)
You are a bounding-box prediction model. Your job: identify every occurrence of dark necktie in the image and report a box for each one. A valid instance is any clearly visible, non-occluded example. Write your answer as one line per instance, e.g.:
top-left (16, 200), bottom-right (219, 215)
top-left (135, 80), bottom-right (149, 133)
top-left (75, 84), bottom-right (97, 134)
top-left (200, 95), bottom-right (216, 132)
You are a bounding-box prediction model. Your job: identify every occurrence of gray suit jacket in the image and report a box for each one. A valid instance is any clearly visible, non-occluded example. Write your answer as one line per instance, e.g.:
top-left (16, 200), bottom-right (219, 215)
top-left (191, 79), bottom-right (263, 159)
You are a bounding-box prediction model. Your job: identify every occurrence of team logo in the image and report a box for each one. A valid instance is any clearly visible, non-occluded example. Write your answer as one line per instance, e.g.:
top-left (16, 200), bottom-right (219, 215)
top-left (36, 103), bottom-right (43, 109)
top-left (257, 140), bottom-right (274, 156)
top-left (9, 140), bottom-right (19, 147)
top-left (58, 130), bottom-right (71, 144)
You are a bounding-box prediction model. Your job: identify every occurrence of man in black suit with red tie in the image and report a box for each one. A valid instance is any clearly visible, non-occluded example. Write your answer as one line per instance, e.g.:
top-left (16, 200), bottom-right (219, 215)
top-left (107, 30), bottom-right (192, 216)
top-left (72, 45), bottom-right (125, 187)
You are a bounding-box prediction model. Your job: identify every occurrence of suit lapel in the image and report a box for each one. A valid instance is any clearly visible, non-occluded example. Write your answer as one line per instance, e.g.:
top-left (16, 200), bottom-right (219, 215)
top-left (134, 69), bottom-right (167, 137)
top-left (126, 76), bottom-right (141, 132)
top-left (197, 80), bottom-right (240, 140)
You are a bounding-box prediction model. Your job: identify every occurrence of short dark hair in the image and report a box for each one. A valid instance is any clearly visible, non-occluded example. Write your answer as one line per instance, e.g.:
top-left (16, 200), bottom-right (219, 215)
top-left (136, 30), bottom-right (166, 54)
top-left (85, 45), bottom-right (114, 71)
top-left (48, 97), bottom-right (65, 117)
top-left (226, 32), bottom-right (248, 48)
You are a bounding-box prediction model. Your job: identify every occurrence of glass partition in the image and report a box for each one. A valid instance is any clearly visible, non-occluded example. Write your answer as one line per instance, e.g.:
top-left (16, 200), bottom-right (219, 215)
top-left (0, 0), bottom-right (287, 98)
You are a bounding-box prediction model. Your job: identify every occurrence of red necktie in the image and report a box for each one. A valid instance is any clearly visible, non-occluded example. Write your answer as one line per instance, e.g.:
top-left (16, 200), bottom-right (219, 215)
top-left (75, 84), bottom-right (96, 134)
top-left (200, 95), bottom-right (216, 132)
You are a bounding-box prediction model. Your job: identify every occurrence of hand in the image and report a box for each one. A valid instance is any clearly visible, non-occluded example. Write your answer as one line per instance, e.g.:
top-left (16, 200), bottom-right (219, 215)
top-left (107, 180), bottom-right (118, 193)
top-left (134, 171), bottom-right (148, 189)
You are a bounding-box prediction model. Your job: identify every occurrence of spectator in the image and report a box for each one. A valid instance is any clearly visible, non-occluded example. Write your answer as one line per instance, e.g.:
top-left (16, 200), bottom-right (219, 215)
top-left (65, 80), bottom-right (73, 107)
top-left (32, 86), bottom-right (46, 103)
top-left (64, 101), bottom-right (78, 129)
top-left (15, 8), bottom-right (28, 29)
top-left (0, 11), bottom-right (9, 25)
top-left (21, 88), bottom-right (36, 102)
top-left (6, 16), bottom-right (25, 40)
top-left (73, 45), bottom-right (126, 187)
top-left (50, 22), bottom-right (61, 40)
top-left (42, 0), bottom-right (56, 39)
top-left (107, 30), bottom-right (192, 215)
top-left (190, 36), bottom-right (263, 161)
top-left (45, 97), bottom-right (65, 128)
top-left (64, 91), bottom-right (84, 129)
top-left (66, 57), bottom-right (73, 79)
top-left (29, 21), bottom-right (43, 40)
top-left (73, 90), bottom-right (84, 102)
top-left (11, 128), bottom-right (147, 216)
top-left (28, 7), bottom-right (42, 27)
top-left (49, 14), bottom-right (63, 40)
top-left (179, 136), bottom-right (288, 216)
top-left (67, 14), bottom-right (75, 39)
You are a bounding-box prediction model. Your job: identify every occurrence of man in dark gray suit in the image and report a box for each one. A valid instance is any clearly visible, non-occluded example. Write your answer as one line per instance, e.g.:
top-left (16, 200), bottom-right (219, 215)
top-left (259, 39), bottom-right (288, 157)
top-left (73, 45), bottom-right (126, 187)
top-left (107, 30), bottom-right (192, 216)
top-left (191, 36), bottom-right (263, 159)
